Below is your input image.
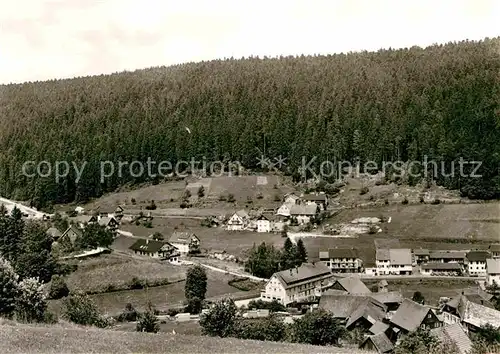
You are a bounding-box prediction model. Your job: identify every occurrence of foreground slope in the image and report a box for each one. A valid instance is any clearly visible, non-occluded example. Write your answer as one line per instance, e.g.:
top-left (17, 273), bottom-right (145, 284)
top-left (0, 322), bottom-right (370, 354)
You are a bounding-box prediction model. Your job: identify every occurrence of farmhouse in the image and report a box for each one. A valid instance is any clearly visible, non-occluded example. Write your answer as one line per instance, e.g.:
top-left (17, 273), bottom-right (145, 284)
top-left (330, 276), bottom-right (371, 294)
top-left (289, 204), bottom-right (318, 225)
top-left (390, 299), bottom-right (442, 335)
top-left (46, 227), bottom-right (62, 240)
top-left (260, 262), bottom-right (334, 305)
top-left (486, 258), bottom-right (500, 286)
top-left (98, 216), bottom-right (118, 233)
top-left (489, 244), bottom-right (500, 259)
top-left (227, 210), bottom-right (249, 231)
top-left (276, 203), bottom-right (292, 217)
top-left (169, 231), bottom-right (200, 254)
top-left (413, 249), bottom-right (429, 264)
top-left (421, 262), bottom-right (462, 276)
top-left (300, 193), bottom-right (328, 210)
top-left (431, 323), bottom-right (472, 354)
top-left (428, 251), bottom-right (466, 263)
top-left (370, 291), bottom-right (404, 311)
top-left (270, 215), bottom-right (288, 232)
top-left (59, 225), bottom-right (83, 247)
top-left (283, 193), bottom-right (299, 205)
top-left (256, 214), bottom-right (271, 233)
top-left (375, 248), bottom-right (413, 275)
top-left (319, 247), bottom-right (363, 273)
top-left (129, 239), bottom-right (180, 263)
top-left (465, 250), bottom-right (491, 276)
top-left (441, 294), bottom-right (500, 333)
top-left (73, 215), bottom-right (97, 229)
top-left (359, 333), bottom-right (394, 354)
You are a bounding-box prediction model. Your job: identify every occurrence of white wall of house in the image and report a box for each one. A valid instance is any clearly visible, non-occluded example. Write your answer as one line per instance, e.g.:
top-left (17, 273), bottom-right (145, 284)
top-left (442, 311), bottom-right (462, 326)
top-left (284, 196), bottom-right (298, 205)
top-left (260, 275), bottom-right (287, 303)
top-left (323, 257), bottom-right (363, 273)
top-left (487, 273), bottom-right (500, 286)
top-left (257, 220), bottom-right (271, 233)
top-left (467, 261), bottom-right (486, 276)
top-left (365, 267), bottom-right (377, 276)
top-left (277, 204), bottom-right (291, 217)
top-left (295, 215), bottom-right (311, 225)
top-left (260, 275), bottom-right (330, 305)
top-left (172, 243), bottom-right (189, 254)
top-left (272, 221), bottom-right (285, 232)
top-left (376, 260), bottom-right (412, 275)
top-left (227, 214), bottom-right (245, 230)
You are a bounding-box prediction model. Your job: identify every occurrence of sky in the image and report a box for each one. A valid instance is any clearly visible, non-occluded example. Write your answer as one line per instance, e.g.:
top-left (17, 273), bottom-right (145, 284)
top-left (0, 0), bottom-right (499, 84)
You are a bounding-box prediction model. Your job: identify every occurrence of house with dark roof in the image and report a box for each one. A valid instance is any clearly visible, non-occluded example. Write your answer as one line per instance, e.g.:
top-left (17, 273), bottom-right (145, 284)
top-left (129, 239), bottom-right (180, 263)
top-left (319, 247), bottom-right (363, 273)
top-left (489, 244), bottom-right (500, 259)
top-left (359, 332), bottom-right (394, 354)
top-left (465, 250), bottom-right (491, 276)
top-left (72, 215), bottom-right (97, 229)
top-left (431, 323), bottom-right (472, 354)
top-left (428, 251), bottom-right (466, 264)
top-left (290, 204), bottom-right (318, 225)
top-left (421, 262), bottom-right (463, 276)
top-left (369, 291), bottom-right (404, 311)
top-left (256, 214), bottom-right (272, 233)
top-left (46, 227), bottom-right (62, 240)
top-left (168, 231), bottom-right (200, 254)
top-left (376, 248), bottom-right (412, 275)
top-left (98, 216), bottom-right (119, 233)
top-left (59, 225), bottom-right (83, 247)
top-left (260, 262), bottom-right (334, 305)
top-left (330, 276), bottom-right (371, 294)
top-left (389, 299), bottom-right (442, 335)
top-left (486, 258), bottom-right (500, 286)
top-left (300, 193), bottom-right (328, 210)
top-left (413, 248), bottom-right (429, 264)
top-left (441, 293), bottom-right (500, 333)
top-left (227, 210), bottom-right (250, 231)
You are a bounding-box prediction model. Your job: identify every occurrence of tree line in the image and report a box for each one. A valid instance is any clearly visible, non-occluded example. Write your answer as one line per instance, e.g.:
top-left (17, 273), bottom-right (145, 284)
top-left (0, 38), bottom-right (499, 208)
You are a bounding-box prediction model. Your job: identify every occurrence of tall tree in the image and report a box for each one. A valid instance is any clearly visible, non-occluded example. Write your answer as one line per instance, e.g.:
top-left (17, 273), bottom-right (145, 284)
top-left (295, 239), bottom-right (308, 265)
top-left (185, 264), bottom-right (207, 301)
top-left (0, 257), bottom-right (19, 319)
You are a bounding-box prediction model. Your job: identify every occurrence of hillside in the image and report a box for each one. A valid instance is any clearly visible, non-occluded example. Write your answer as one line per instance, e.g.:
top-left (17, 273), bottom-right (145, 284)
top-left (0, 38), bottom-right (499, 207)
top-left (0, 322), bottom-right (369, 354)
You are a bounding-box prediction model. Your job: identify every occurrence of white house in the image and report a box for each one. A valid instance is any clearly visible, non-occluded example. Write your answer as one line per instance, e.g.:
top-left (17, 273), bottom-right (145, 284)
top-left (486, 258), bottom-right (500, 286)
top-left (489, 244), bottom-right (500, 259)
top-left (319, 247), bottom-right (363, 273)
top-left (256, 214), bottom-right (271, 233)
top-left (375, 248), bottom-right (413, 275)
top-left (276, 203), bottom-right (292, 217)
top-left (260, 262), bottom-right (334, 305)
top-left (421, 262), bottom-right (462, 276)
top-left (290, 204), bottom-right (318, 225)
top-left (465, 250), bottom-right (491, 276)
top-left (168, 231), bottom-right (200, 254)
top-left (227, 210), bottom-right (249, 231)
top-left (129, 239), bottom-right (180, 263)
top-left (283, 193), bottom-right (300, 205)
top-left (75, 206), bottom-right (85, 214)
top-left (301, 193), bottom-right (328, 210)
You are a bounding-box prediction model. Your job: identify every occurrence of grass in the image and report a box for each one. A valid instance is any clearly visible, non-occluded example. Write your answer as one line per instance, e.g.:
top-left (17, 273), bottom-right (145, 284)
top-left (0, 322), bottom-right (362, 354)
top-left (363, 278), bottom-right (478, 306)
top-left (61, 254), bottom-right (186, 294)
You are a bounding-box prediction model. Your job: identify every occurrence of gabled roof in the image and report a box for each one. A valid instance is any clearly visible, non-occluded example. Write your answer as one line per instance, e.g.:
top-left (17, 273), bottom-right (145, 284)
top-left (320, 248), bottom-right (359, 260)
top-left (459, 296), bottom-right (500, 328)
top-left (413, 248), bottom-right (430, 256)
top-left (301, 194), bottom-right (327, 202)
top-left (376, 249), bottom-right (390, 261)
top-left (46, 227), bottom-right (62, 238)
top-left (169, 231), bottom-right (199, 244)
top-left (431, 323), bottom-right (472, 354)
top-left (290, 204), bottom-right (318, 216)
top-left (335, 277), bottom-right (371, 294)
top-left (370, 291), bottom-right (404, 305)
top-left (235, 210), bottom-right (249, 219)
top-left (376, 248), bottom-right (412, 264)
top-left (273, 263), bottom-right (332, 289)
top-left (489, 244), bottom-right (500, 252)
top-left (390, 299), bottom-right (434, 332)
top-left (360, 333), bottom-right (394, 354)
top-left (429, 251), bottom-right (466, 259)
top-left (445, 291), bottom-right (495, 311)
top-left (466, 250), bottom-right (491, 262)
top-left (60, 225), bottom-right (83, 243)
top-left (421, 262), bottom-right (462, 270)
top-left (98, 217), bottom-right (117, 226)
top-left (346, 298), bottom-right (387, 328)
top-left (369, 320), bottom-right (390, 335)
top-left (73, 215), bottom-right (97, 224)
top-left (319, 294), bottom-right (385, 320)
top-left (486, 258), bottom-right (500, 274)
top-left (256, 214), bottom-right (271, 221)
top-left (129, 239), bottom-right (177, 253)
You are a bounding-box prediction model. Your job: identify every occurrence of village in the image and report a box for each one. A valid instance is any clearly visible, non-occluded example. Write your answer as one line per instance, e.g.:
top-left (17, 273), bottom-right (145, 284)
top-left (12, 172), bottom-right (496, 354)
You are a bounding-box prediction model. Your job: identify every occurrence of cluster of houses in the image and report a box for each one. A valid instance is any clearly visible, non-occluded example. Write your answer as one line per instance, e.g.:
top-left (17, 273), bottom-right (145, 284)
top-left (259, 261), bottom-right (500, 354)
top-left (226, 192), bottom-right (327, 232)
top-left (315, 244), bottom-right (500, 283)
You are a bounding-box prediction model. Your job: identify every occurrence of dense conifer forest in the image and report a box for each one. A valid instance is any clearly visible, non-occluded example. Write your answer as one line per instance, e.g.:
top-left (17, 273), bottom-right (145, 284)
top-left (0, 38), bottom-right (499, 208)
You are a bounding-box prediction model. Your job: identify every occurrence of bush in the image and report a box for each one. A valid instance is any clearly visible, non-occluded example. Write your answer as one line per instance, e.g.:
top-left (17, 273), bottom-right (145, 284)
top-left (49, 275), bottom-right (70, 300)
top-left (185, 297), bottom-right (203, 314)
top-left (402, 197), bottom-right (409, 205)
top-left (143, 221), bottom-right (153, 228)
top-left (129, 277), bottom-right (145, 290)
top-left (63, 293), bottom-right (108, 328)
top-left (198, 186), bottom-right (205, 198)
top-left (431, 199), bottom-right (441, 205)
top-left (419, 196), bottom-right (425, 203)
top-left (136, 304), bottom-right (159, 333)
top-left (117, 303), bottom-right (138, 322)
top-left (145, 200), bottom-right (157, 210)
top-left (247, 299), bottom-right (286, 313)
top-left (200, 298), bottom-right (237, 337)
top-left (227, 194), bottom-right (235, 203)
top-left (131, 198), bottom-right (136, 205)
top-left (273, 194), bottom-right (281, 202)
top-left (360, 186), bottom-right (369, 195)
top-left (384, 198), bottom-right (389, 205)
top-left (167, 308), bottom-right (180, 317)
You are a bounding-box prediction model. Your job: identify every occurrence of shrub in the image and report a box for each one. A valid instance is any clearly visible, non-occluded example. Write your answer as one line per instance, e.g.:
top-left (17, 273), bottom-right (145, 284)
top-left (431, 198), bottom-right (441, 205)
top-left (131, 198), bottom-right (136, 205)
top-left (63, 293), bottom-right (108, 328)
top-left (198, 186), bottom-right (205, 198)
top-left (0, 257), bottom-right (19, 319)
top-left (167, 308), bottom-right (180, 317)
top-left (200, 298), bottom-right (237, 337)
top-left (117, 303), bottom-right (138, 322)
top-left (145, 200), bottom-right (157, 210)
top-left (136, 304), bottom-right (159, 333)
top-left (256, 193), bottom-right (263, 199)
top-left (273, 194), bottom-right (281, 202)
top-left (402, 197), bottom-right (409, 205)
top-left (384, 198), bottom-right (389, 205)
top-left (129, 277), bottom-right (145, 290)
top-left (360, 186), bottom-right (369, 195)
top-left (143, 221), bottom-right (153, 228)
top-left (49, 275), bottom-right (70, 300)
top-left (227, 194), bottom-right (235, 203)
top-left (419, 196), bottom-right (425, 203)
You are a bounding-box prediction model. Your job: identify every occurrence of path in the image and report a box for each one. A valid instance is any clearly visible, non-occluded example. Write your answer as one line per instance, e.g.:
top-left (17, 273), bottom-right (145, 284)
top-left (357, 274), bottom-right (483, 281)
top-left (288, 232), bottom-right (357, 244)
top-left (0, 196), bottom-right (52, 219)
top-left (182, 260), bottom-right (268, 282)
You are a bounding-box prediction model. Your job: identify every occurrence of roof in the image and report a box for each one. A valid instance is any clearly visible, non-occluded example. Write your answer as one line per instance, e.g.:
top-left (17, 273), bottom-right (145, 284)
top-left (60, 225), bottom-right (83, 243)
top-left (335, 277), bottom-right (371, 294)
top-left (73, 215), bottom-right (96, 224)
top-left (445, 291), bottom-right (495, 310)
top-left (378, 280), bottom-right (388, 287)
top-left (486, 259), bottom-right (500, 274)
top-left (319, 294), bottom-right (383, 319)
top-left (235, 210), bottom-right (249, 219)
top-left (369, 320), bottom-right (390, 335)
top-left (360, 333), bottom-right (394, 353)
top-left (376, 249), bottom-right (390, 261)
top-left (466, 250), bottom-right (491, 262)
top-left (290, 204), bottom-right (318, 216)
top-left (370, 291), bottom-right (404, 304)
top-left (431, 323), bottom-right (472, 354)
top-left (414, 249), bottom-right (430, 256)
top-left (346, 298), bottom-right (387, 328)
top-left (46, 227), bottom-right (62, 238)
top-left (319, 248), bottom-right (359, 260)
top-left (459, 296), bottom-right (500, 328)
top-left (390, 299), bottom-right (433, 332)
top-left (421, 262), bottom-right (462, 270)
top-left (98, 217), bottom-right (116, 226)
top-left (129, 239), bottom-right (176, 253)
top-left (169, 231), bottom-right (199, 244)
top-left (273, 263), bottom-right (332, 289)
top-left (489, 244), bottom-right (500, 252)
top-left (301, 194), bottom-right (327, 202)
top-left (429, 251), bottom-right (466, 259)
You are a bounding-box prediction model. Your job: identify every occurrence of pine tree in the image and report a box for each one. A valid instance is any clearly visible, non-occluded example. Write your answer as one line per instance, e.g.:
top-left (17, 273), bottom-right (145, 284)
top-left (0, 257), bottom-right (19, 319)
top-left (295, 239), bottom-right (308, 266)
top-left (136, 303), bottom-right (159, 333)
top-left (280, 237), bottom-right (297, 270)
top-left (185, 264), bottom-right (207, 301)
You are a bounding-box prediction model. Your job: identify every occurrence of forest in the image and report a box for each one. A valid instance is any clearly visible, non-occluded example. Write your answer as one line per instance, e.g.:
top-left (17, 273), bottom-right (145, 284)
top-left (0, 38), bottom-right (499, 208)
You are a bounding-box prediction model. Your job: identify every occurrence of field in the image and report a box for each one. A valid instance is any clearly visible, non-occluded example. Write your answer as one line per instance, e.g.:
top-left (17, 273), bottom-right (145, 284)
top-left (363, 279), bottom-right (478, 306)
top-left (0, 322), bottom-right (362, 354)
top-left (61, 254), bottom-right (187, 294)
top-left (48, 265), bottom-right (259, 316)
